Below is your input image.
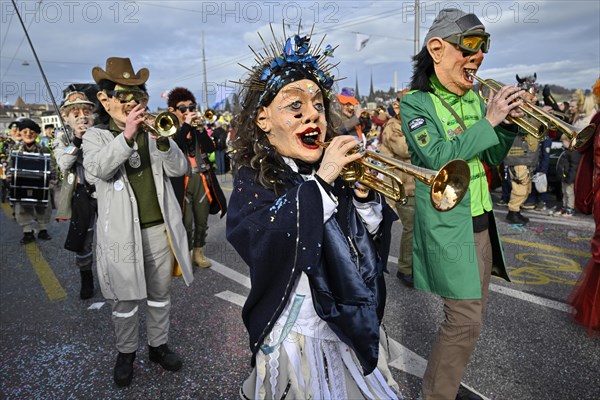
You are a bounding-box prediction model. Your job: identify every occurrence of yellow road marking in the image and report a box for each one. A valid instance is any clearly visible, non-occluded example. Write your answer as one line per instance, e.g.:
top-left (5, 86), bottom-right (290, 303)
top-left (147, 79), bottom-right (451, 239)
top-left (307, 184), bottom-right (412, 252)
top-left (1, 202), bottom-right (13, 215)
top-left (501, 237), bottom-right (591, 258)
top-left (23, 242), bottom-right (67, 301)
top-left (2, 202), bottom-right (67, 301)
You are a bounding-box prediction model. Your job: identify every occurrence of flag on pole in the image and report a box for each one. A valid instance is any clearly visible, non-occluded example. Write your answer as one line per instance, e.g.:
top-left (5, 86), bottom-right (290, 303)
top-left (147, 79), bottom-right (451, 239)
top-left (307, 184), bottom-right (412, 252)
top-left (355, 33), bottom-right (370, 51)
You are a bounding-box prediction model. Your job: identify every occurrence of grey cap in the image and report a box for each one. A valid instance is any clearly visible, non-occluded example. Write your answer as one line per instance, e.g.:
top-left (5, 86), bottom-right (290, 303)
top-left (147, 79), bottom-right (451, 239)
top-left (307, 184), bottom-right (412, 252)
top-left (423, 8), bottom-right (485, 46)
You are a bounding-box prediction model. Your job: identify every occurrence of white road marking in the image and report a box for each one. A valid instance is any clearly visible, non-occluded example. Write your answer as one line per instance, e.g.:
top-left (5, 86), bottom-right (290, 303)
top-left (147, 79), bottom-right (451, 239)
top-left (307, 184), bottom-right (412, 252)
top-left (493, 209), bottom-right (595, 229)
top-left (215, 290), bottom-right (246, 307)
top-left (211, 262), bottom-right (490, 399)
top-left (489, 284), bottom-right (571, 312)
top-left (210, 260), bottom-right (251, 288)
top-left (387, 256), bottom-right (572, 313)
top-left (87, 302), bottom-right (105, 310)
top-left (386, 337), bottom-right (427, 378)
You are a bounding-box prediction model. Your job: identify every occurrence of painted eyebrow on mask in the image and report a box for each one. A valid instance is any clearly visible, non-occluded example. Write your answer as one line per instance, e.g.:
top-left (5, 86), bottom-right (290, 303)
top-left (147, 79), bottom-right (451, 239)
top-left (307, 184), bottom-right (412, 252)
top-left (280, 85), bottom-right (323, 98)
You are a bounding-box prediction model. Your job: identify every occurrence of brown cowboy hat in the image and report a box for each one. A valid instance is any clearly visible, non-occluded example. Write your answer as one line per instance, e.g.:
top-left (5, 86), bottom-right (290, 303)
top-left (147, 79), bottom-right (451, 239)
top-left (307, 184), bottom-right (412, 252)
top-left (92, 57), bottom-right (149, 86)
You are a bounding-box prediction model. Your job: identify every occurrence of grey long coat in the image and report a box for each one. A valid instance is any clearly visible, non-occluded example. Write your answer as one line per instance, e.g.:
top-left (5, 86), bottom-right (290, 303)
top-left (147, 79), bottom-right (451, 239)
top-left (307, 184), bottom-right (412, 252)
top-left (82, 126), bottom-right (193, 301)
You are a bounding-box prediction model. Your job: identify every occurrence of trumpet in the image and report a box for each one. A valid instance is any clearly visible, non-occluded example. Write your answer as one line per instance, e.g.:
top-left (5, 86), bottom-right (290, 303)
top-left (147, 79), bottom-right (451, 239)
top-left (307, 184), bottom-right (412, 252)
top-left (191, 111), bottom-right (203, 127)
top-left (315, 140), bottom-right (470, 211)
top-left (143, 111), bottom-right (179, 137)
top-left (203, 109), bottom-right (217, 124)
top-left (471, 74), bottom-right (595, 150)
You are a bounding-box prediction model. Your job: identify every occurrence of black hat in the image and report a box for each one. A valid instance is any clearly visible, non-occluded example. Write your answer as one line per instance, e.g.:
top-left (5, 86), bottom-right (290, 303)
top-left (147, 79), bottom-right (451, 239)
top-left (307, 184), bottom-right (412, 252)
top-left (8, 121), bottom-right (19, 129)
top-left (17, 118), bottom-right (41, 134)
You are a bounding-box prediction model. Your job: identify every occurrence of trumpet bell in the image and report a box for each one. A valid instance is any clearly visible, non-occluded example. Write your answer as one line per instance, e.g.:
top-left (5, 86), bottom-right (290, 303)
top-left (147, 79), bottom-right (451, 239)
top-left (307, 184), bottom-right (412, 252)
top-left (430, 159), bottom-right (470, 211)
top-left (564, 122), bottom-right (595, 151)
top-left (144, 111), bottom-right (179, 137)
top-left (472, 74), bottom-right (593, 150)
top-left (316, 140), bottom-right (470, 212)
top-left (203, 109), bottom-right (217, 124)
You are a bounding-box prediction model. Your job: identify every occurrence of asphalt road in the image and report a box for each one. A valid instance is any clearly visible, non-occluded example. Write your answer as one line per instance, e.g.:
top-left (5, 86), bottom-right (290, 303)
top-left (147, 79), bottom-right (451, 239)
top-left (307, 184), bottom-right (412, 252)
top-left (1, 174), bottom-right (598, 400)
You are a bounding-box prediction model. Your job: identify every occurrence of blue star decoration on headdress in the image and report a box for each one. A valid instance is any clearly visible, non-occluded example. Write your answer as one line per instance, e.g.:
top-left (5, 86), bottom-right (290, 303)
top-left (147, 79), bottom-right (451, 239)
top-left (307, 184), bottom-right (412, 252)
top-left (259, 35), bottom-right (335, 93)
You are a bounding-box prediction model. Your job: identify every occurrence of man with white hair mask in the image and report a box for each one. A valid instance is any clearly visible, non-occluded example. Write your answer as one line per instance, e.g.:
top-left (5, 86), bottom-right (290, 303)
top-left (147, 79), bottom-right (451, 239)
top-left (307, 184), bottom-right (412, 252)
top-left (54, 89), bottom-right (98, 299)
top-left (400, 8), bottom-right (526, 400)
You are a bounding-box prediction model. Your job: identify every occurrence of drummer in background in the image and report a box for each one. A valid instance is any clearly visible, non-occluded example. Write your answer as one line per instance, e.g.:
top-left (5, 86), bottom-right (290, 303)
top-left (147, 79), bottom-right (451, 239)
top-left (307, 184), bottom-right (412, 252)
top-left (12, 118), bottom-right (55, 244)
top-left (1, 121), bottom-right (22, 202)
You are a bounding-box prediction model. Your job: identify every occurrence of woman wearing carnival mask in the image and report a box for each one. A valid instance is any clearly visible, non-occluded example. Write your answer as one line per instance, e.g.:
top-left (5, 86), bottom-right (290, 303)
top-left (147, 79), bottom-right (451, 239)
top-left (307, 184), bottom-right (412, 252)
top-left (226, 29), bottom-right (402, 399)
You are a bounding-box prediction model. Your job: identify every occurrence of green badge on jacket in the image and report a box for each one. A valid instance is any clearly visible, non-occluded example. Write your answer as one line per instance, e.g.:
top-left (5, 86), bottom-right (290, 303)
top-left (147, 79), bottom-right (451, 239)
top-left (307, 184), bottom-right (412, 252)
top-left (415, 130), bottom-right (430, 147)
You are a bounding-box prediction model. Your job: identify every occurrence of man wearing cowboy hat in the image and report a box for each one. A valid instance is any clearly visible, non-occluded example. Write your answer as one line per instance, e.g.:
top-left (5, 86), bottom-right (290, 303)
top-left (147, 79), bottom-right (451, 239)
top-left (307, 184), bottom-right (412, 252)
top-left (82, 57), bottom-right (193, 387)
top-left (54, 88), bottom-right (98, 300)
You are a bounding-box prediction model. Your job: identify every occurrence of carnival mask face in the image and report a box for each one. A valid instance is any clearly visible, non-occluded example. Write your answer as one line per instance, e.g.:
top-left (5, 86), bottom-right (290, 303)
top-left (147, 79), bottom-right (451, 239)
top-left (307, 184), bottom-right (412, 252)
top-left (63, 106), bottom-right (93, 134)
top-left (256, 79), bottom-right (327, 164)
top-left (10, 126), bottom-right (21, 141)
top-left (341, 102), bottom-right (355, 118)
top-left (20, 128), bottom-right (37, 145)
top-left (429, 31), bottom-right (485, 96)
top-left (98, 84), bottom-right (149, 128)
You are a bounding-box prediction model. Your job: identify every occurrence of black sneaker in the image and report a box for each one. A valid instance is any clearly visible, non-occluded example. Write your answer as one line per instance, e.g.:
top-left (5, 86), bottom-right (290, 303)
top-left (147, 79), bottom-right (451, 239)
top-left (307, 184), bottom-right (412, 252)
top-left (396, 271), bottom-right (414, 288)
top-left (114, 351), bottom-right (136, 387)
top-left (149, 344), bottom-right (182, 371)
top-left (495, 198), bottom-right (508, 207)
top-left (37, 230), bottom-right (52, 240)
top-left (456, 384), bottom-right (484, 400)
top-left (506, 211), bottom-right (523, 225)
top-left (20, 231), bottom-right (35, 245)
top-left (517, 212), bottom-right (530, 224)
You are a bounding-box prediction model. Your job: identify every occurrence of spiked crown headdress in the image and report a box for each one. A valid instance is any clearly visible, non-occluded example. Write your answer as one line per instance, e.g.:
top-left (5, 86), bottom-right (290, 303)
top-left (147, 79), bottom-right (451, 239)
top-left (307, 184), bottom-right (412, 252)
top-left (236, 24), bottom-right (340, 112)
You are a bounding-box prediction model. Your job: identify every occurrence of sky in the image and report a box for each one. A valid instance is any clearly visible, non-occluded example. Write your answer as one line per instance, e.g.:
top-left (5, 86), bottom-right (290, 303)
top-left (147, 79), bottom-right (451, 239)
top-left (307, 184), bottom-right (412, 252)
top-left (1, 0), bottom-right (599, 112)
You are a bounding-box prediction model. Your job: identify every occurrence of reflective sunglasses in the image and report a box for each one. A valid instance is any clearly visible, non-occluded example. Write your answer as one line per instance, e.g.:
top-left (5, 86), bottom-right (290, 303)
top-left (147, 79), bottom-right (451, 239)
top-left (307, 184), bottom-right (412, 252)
top-left (444, 32), bottom-right (490, 54)
top-left (106, 90), bottom-right (149, 104)
top-left (177, 104), bottom-right (197, 113)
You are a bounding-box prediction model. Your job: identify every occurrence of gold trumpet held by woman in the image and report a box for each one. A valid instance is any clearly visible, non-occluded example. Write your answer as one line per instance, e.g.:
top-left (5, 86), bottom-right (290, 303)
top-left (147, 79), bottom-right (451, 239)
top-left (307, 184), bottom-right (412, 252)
top-left (471, 73), bottom-right (595, 150)
top-left (314, 140), bottom-right (470, 212)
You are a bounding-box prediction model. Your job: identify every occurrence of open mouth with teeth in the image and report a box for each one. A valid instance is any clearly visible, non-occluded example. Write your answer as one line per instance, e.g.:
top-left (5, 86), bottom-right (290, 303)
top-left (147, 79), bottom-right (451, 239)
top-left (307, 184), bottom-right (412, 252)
top-left (464, 68), bottom-right (477, 83)
top-left (297, 127), bottom-right (321, 148)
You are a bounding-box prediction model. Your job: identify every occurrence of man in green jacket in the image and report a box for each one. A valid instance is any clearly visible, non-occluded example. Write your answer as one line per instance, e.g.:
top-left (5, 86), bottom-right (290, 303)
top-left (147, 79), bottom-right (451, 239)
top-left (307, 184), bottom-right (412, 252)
top-left (400, 8), bottom-right (526, 400)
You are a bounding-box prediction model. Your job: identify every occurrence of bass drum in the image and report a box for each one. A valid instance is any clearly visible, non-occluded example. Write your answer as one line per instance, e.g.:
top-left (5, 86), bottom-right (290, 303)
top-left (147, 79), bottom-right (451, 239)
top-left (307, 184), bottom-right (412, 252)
top-left (9, 151), bottom-right (52, 204)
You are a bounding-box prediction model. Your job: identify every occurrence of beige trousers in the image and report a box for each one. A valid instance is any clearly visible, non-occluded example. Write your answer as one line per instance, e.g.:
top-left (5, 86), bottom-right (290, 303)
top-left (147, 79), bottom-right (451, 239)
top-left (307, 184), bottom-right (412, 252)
top-left (422, 229), bottom-right (493, 400)
top-left (508, 165), bottom-right (531, 212)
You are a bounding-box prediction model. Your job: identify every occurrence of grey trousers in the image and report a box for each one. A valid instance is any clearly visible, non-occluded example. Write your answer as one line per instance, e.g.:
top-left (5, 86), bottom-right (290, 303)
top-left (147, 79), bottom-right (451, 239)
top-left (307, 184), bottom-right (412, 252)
top-left (422, 229), bottom-right (493, 400)
top-left (15, 202), bottom-right (52, 232)
top-left (109, 224), bottom-right (174, 353)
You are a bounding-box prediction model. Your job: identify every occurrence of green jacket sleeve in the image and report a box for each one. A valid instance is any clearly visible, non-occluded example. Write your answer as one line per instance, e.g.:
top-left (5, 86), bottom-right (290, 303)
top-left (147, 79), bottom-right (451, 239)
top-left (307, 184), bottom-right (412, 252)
top-left (479, 98), bottom-right (520, 166)
top-left (400, 91), bottom-right (516, 170)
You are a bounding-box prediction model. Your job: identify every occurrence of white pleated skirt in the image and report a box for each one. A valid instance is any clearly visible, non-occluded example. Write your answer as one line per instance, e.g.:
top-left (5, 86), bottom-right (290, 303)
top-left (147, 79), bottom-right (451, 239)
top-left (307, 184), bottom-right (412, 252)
top-left (240, 313), bottom-right (402, 399)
